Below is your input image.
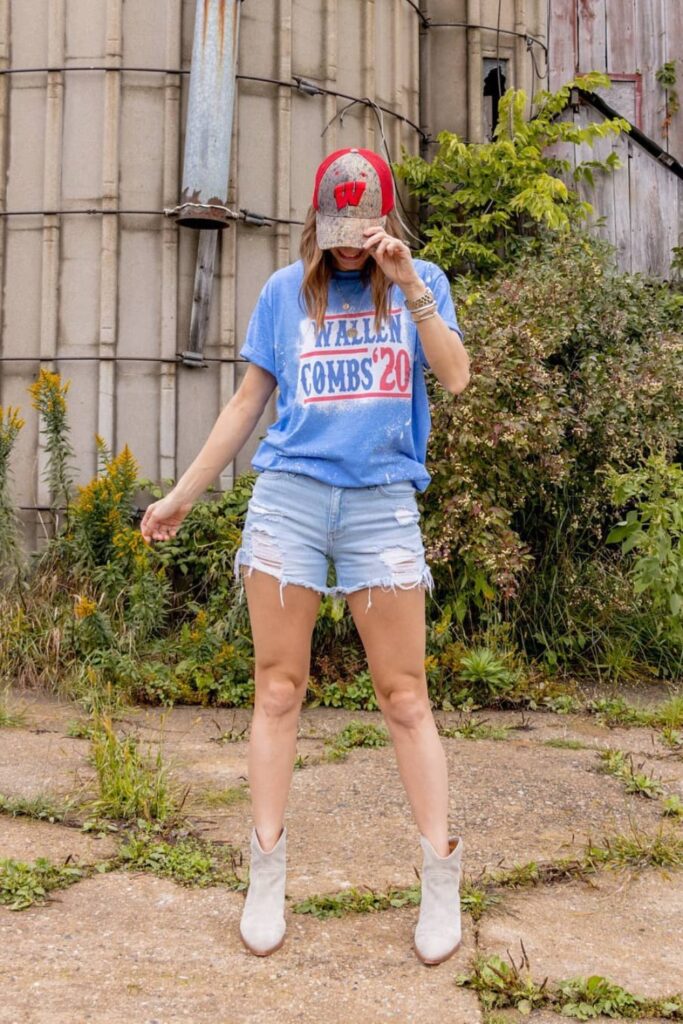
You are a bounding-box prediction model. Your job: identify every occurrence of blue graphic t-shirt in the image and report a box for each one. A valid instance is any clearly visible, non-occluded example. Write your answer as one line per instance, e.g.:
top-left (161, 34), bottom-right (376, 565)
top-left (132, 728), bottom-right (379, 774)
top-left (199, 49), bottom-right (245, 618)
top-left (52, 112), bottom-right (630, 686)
top-left (238, 257), bottom-right (462, 493)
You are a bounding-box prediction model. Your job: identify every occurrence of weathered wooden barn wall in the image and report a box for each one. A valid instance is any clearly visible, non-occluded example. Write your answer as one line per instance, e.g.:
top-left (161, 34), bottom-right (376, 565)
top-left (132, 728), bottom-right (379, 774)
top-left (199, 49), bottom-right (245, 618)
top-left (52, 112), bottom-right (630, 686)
top-left (0, 0), bottom-right (420, 545)
top-left (550, 0), bottom-right (683, 277)
top-left (560, 99), bottom-right (681, 275)
top-left (550, 0), bottom-right (683, 157)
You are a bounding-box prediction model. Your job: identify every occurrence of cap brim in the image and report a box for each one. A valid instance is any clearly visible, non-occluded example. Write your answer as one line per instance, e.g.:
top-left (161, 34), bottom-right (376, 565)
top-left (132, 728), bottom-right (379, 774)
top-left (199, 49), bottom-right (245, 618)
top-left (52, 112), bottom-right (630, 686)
top-left (316, 213), bottom-right (387, 250)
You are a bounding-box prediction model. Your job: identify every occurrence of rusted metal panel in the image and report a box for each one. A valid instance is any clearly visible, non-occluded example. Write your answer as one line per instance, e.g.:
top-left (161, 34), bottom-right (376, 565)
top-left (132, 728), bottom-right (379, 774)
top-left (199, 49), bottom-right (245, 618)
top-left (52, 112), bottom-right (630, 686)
top-left (176, 0), bottom-right (241, 227)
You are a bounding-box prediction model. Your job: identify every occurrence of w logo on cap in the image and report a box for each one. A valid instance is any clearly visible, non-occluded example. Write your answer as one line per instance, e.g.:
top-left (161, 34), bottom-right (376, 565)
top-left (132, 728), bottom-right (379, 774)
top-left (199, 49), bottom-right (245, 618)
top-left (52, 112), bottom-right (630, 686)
top-left (334, 180), bottom-right (367, 210)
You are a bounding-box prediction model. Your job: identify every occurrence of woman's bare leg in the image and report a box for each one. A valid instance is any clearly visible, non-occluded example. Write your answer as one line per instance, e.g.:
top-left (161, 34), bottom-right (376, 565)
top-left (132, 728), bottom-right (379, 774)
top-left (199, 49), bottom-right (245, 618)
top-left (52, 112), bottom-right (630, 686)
top-left (345, 585), bottom-right (450, 856)
top-left (241, 566), bottom-right (323, 851)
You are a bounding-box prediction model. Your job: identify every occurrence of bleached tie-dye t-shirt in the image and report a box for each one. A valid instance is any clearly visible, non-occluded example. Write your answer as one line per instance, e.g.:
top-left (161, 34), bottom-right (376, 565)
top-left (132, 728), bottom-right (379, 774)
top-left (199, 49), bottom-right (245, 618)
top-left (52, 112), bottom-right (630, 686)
top-left (238, 257), bottom-right (462, 493)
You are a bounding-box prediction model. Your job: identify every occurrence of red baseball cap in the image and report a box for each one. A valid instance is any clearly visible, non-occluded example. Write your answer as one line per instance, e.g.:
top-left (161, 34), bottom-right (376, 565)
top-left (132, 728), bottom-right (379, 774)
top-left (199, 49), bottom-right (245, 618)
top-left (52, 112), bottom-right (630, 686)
top-left (312, 147), bottom-right (395, 250)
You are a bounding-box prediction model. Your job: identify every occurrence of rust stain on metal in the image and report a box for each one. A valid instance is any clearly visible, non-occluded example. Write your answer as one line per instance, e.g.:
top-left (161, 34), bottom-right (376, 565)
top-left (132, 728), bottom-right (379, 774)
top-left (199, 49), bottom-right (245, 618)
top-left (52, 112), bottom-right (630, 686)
top-left (218, 0), bottom-right (226, 55)
top-left (202, 0), bottom-right (210, 47)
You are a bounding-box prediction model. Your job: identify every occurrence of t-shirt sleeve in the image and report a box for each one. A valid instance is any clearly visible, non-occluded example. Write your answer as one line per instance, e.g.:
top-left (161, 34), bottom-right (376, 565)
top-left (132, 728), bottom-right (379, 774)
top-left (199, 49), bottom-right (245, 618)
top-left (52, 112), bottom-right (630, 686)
top-left (239, 279), bottom-right (277, 377)
top-left (416, 264), bottom-right (463, 371)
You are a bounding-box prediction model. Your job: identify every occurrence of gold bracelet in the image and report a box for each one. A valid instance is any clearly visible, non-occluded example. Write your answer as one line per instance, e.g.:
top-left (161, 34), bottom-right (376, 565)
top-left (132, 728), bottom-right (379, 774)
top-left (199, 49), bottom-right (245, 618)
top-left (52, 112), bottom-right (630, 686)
top-left (411, 302), bottom-right (437, 321)
top-left (412, 309), bottom-right (438, 324)
top-left (405, 284), bottom-right (435, 311)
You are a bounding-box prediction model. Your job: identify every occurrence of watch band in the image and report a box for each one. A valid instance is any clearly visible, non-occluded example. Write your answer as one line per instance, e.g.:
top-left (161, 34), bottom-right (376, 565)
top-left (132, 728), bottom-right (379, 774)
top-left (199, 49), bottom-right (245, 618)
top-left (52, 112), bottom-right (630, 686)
top-left (405, 284), bottom-right (435, 311)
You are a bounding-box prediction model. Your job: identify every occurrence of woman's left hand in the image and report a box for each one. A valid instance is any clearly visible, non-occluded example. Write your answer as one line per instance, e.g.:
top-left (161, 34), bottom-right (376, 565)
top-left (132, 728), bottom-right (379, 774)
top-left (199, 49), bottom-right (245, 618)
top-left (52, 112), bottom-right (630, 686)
top-left (362, 226), bottom-right (421, 290)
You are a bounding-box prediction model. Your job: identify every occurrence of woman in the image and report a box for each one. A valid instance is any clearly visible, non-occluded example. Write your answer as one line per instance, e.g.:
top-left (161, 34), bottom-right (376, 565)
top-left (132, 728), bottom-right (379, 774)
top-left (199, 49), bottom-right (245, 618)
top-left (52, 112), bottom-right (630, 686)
top-left (141, 147), bottom-right (471, 966)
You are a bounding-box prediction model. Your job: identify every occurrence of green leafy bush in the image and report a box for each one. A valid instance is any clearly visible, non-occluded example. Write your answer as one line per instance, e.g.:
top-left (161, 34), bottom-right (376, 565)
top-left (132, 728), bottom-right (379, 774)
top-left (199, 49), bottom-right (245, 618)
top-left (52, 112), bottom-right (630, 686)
top-left (417, 234), bottom-right (682, 676)
top-left (395, 74), bottom-right (629, 277)
top-left (606, 454), bottom-right (683, 645)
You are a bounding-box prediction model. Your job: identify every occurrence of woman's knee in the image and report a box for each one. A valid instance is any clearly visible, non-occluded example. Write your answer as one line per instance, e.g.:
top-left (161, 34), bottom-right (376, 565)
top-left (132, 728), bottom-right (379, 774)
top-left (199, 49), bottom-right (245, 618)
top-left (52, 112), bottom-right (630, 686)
top-left (380, 678), bottom-right (431, 729)
top-left (255, 671), bottom-right (308, 718)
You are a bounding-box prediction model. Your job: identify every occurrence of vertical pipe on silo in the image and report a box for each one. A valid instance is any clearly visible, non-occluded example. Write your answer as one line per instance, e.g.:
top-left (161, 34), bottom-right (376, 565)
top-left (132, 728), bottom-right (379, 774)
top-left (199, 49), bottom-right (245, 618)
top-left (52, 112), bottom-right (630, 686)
top-left (160, 0), bottom-right (183, 483)
top-left (418, 0), bottom-right (429, 162)
top-left (324, 0), bottom-right (338, 155)
top-left (217, 86), bottom-right (238, 492)
top-left (515, 0), bottom-right (528, 103)
top-left (38, 0), bottom-right (65, 511)
top-left (0, 0), bottom-right (9, 379)
top-left (276, 0), bottom-right (292, 269)
top-left (98, 0), bottom-right (122, 462)
top-left (176, 0), bottom-right (240, 367)
top-left (362, 0), bottom-right (376, 147)
top-left (467, 0), bottom-right (483, 142)
top-left (176, 0), bottom-right (241, 227)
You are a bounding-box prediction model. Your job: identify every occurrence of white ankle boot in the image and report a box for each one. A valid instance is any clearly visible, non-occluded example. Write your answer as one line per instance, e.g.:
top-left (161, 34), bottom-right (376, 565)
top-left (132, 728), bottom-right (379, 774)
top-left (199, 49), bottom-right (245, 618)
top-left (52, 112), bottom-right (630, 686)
top-left (239, 825), bottom-right (287, 956)
top-left (413, 833), bottom-right (463, 965)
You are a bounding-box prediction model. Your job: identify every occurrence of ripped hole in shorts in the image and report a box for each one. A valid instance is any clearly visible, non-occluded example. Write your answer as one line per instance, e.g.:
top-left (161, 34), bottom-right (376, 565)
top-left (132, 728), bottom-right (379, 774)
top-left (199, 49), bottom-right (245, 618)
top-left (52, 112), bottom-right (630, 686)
top-left (394, 505), bottom-right (419, 526)
top-left (379, 545), bottom-right (426, 586)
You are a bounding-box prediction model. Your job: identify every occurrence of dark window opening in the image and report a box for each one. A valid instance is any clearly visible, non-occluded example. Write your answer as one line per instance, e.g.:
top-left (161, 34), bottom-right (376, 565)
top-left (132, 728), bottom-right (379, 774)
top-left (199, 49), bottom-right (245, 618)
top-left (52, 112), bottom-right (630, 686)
top-left (483, 59), bottom-right (508, 138)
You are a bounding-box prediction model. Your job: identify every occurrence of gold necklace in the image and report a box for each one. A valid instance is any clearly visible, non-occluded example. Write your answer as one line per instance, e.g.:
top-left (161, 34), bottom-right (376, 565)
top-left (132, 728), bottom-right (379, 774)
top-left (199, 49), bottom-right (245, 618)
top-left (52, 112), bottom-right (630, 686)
top-left (330, 275), bottom-right (369, 340)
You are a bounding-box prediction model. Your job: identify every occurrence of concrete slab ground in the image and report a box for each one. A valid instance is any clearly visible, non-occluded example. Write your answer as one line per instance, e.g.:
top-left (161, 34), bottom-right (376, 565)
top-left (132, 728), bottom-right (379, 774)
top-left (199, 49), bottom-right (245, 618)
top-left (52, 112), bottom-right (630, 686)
top-left (478, 868), bottom-right (683, 998)
top-left (0, 871), bottom-right (482, 1024)
top-left (1, 688), bottom-right (681, 1023)
top-left (0, 816), bottom-right (119, 863)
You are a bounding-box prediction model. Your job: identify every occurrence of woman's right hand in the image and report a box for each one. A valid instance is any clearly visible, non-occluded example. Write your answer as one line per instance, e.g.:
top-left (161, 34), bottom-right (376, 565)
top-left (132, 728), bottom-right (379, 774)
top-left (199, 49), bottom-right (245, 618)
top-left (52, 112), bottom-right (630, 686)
top-left (140, 491), bottom-right (194, 544)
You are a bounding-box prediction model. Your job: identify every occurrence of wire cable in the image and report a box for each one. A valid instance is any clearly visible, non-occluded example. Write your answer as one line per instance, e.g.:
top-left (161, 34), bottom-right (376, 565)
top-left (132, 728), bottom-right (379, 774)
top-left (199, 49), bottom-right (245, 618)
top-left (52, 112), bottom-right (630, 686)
top-left (321, 96), bottom-right (426, 247)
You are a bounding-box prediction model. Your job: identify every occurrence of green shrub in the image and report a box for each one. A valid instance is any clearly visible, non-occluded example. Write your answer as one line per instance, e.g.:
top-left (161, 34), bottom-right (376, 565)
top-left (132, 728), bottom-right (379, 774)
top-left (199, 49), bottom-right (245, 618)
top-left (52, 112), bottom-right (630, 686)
top-left (606, 454), bottom-right (683, 648)
top-left (394, 74), bottom-right (628, 277)
top-left (416, 235), bottom-right (682, 677)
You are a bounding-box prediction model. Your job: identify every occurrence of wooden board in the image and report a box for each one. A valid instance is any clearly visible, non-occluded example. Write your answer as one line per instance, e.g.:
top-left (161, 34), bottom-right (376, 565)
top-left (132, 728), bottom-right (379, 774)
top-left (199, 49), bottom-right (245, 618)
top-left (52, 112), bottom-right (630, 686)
top-left (549, 0), bottom-right (577, 90)
top-left (606, 0), bottom-right (635, 73)
top-left (578, 0), bottom-right (607, 73)
top-left (634, 0), bottom-right (666, 145)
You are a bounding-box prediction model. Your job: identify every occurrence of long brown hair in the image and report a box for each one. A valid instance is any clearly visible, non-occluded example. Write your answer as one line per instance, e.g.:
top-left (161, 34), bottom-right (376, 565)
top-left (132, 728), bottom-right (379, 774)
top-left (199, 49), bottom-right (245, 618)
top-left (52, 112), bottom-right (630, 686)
top-left (298, 204), bottom-right (407, 335)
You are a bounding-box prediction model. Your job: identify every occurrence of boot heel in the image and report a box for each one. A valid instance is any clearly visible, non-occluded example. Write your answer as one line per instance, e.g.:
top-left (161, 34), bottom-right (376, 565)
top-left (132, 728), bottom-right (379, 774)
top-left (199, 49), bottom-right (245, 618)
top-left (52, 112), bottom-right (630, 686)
top-left (239, 825), bottom-right (287, 956)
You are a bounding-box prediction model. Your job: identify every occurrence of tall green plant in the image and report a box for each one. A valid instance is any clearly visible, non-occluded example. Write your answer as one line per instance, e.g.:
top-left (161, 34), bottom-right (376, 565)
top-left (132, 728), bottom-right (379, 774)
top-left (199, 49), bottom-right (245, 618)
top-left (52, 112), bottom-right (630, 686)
top-left (27, 369), bottom-right (75, 516)
top-left (606, 455), bottom-right (683, 647)
top-left (0, 406), bottom-right (24, 576)
top-left (394, 73), bottom-right (629, 277)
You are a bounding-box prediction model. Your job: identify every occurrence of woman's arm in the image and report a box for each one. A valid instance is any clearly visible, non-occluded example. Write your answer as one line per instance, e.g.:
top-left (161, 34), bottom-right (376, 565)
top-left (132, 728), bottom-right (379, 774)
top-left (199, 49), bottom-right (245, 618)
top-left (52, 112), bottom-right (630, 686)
top-left (173, 364), bottom-right (276, 503)
top-left (403, 278), bottom-right (470, 395)
top-left (140, 364), bottom-right (277, 543)
top-left (359, 226), bottom-right (470, 395)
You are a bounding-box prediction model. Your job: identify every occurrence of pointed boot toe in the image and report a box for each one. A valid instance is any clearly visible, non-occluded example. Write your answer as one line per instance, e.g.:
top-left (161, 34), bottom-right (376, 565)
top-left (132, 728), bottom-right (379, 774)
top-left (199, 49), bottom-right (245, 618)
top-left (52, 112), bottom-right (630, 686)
top-left (239, 825), bottom-right (287, 956)
top-left (413, 834), bottom-right (463, 966)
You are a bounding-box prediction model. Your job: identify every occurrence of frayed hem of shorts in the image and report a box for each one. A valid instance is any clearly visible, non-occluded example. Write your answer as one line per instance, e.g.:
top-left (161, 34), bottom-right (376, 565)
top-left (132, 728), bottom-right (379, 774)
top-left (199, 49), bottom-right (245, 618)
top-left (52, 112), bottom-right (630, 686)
top-left (330, 564), bottom-right (434, 612)
top-left (233, 549), bottom-right (329, 608)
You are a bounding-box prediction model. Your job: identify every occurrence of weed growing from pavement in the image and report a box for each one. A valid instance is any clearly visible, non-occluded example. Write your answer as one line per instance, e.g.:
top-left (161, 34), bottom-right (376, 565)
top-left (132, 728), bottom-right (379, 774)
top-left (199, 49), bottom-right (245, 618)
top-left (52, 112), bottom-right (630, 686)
top-left (66, 718), bottom-right (96, 739)
top-left (84, 711), bottom-right (185, 824)
top-left (437, 713), bottom-right (511, 741)
top-left (293, 882), bottom-right (421, 919)
top-left (194, 785), bottom-right (249, 808)
top-left (0, 792), bottom-right (83, 825)
top-left (596, 748), bottom-right (666, 798)
top-left (542, 737), bottom-right (593, 749)
top-left (663, 794), bottom-right (683, 818)
top-left (0, 689), bottom-right (27, 728)
top-left (291, 824), bottom-right (683, 920)
top-left (117, 823), bottom-right (246, 890)
top-left (0, 856), bottom-right (86, 910)
top-left (459, 943), bottom-right (683, 1020)
top-left (320, 721), bottom-right (390, 763)
top-left (586, 694), bottom-right (683, 731)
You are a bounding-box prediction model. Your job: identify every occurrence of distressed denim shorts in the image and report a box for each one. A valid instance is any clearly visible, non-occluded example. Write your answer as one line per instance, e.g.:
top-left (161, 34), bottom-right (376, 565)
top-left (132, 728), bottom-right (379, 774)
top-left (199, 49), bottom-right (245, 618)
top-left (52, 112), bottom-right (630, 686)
top-left (233, 469), bottom-right (434, 612)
